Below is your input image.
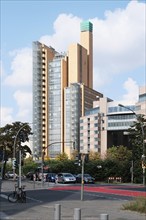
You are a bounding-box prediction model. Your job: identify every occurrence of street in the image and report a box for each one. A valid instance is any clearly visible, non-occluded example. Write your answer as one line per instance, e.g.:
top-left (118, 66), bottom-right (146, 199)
top-left (0, 179), bottom-right (146, 220)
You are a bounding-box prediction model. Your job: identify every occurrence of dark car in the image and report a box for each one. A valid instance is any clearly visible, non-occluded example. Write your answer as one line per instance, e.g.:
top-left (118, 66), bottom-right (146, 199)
top-left (26, 171), bottom-right (35, 180)
top-left (76, 174), bottom-right (95, 184)
top-left (46, 173), bottom-right (57, 182)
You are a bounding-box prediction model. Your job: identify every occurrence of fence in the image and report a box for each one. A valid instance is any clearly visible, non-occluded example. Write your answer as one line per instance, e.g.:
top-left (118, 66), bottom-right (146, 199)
top-left (54, 204), bottom-right (109, 220)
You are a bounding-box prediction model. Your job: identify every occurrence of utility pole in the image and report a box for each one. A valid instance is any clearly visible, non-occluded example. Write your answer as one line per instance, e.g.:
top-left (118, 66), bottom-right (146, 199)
top-left (18, 143), bottom-right (22, 189)
top-left (131, 160), bottom-right (134, 184)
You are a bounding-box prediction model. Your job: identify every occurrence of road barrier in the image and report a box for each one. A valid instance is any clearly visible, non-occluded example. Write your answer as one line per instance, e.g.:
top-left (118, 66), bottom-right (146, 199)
top-left (54, 204), bottom-right (109, 220)
top-left (108, 176), bottom-right (122, 183)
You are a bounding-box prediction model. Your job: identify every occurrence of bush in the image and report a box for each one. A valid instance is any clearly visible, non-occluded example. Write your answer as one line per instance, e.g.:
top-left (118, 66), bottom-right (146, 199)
top-left (122, 197), bottom-right (146, 213)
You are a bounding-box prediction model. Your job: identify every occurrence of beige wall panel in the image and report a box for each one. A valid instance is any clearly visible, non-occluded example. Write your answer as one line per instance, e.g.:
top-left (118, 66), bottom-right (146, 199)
top-left (68, 44), bottom-right (79, 84)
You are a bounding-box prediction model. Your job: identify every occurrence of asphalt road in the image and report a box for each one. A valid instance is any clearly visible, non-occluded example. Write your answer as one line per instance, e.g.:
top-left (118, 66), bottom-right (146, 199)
top-left (0, 180), bottom-right (146, 220)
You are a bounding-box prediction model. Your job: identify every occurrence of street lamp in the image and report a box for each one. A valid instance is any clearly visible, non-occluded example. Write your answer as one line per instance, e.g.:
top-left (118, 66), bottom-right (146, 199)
top-left (41, 141), bottom-right (75, 186)
top-left (119, 104), bottom-right (145, 186)
top-left (12, 123), bottom-right (32, 188)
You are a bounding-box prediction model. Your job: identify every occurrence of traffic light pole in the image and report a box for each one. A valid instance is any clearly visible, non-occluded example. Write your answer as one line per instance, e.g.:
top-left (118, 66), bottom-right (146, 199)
top-left (18, 144), bottom-right (22, 189)
top-left (81, 153), bottom-right (85, 201)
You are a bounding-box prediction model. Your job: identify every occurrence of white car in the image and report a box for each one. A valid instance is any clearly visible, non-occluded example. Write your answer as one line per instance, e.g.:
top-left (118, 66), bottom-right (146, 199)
top-left (5, 171), bottom-right (17, 179)
top-left (57, 173), bottom-right (76, 184)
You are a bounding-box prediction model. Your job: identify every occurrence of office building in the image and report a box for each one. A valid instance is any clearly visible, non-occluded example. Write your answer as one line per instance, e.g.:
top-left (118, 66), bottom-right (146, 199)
top-left (80, 87), bottom-right (146, 157)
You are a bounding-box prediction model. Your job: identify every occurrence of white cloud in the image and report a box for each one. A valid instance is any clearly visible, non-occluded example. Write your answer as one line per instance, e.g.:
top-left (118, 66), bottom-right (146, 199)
top-left (4, 48), bottom-right (32, 87)
top-left (39, 1), bottom-right (145, 97)
top-left (39, 13), bottom-right (81, 52)
top-left (0, 60), bottom-right (4, 77)
top-left (0, 107), bottom-right (14, 126)
top-left (13, 90), bottom-right (32, 122)
top-left (92, 0), bottom-right (145, 90)
top-left (118, 77), bottom-right (139, 105)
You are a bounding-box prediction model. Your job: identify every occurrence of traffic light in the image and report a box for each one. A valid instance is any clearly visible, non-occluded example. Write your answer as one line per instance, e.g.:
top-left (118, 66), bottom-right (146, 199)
top-left (12, 159), bottom-right (18, 168)
top-left (74, 154), bottom-right (81, 166)
top-left (85, 154), bottom-right (89, 163)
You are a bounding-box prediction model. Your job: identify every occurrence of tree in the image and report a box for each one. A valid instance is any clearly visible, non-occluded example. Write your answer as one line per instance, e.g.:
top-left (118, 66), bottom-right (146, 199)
top-left (106, 145), bottom-right (132, 161)
top-left (128, 114), bottom-right (146, 160)
top-left (0, 121), bottom-right (32, 178)
top-left (89, 150), bottom-right (100, 160)
top-left (55, 152), bottom-right (68, 161)
top-left (127, 114), bottom-right (146, 183)
top-left (105, 145), bottom-right (132, 182)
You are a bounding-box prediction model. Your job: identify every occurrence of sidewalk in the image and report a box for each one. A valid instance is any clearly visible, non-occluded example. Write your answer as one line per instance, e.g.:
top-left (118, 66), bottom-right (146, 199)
top-left (0, 179), bottom-right (146, 220)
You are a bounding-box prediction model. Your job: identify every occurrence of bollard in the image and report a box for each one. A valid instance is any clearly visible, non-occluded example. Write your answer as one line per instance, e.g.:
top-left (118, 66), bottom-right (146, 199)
top-left (74, 208), bottom-right (81, 220)
top-left (100, 213), bottom-right (109, 220)
top-left (54, 204), bottom-right (61, 220)
top-left (33, 174), bottom-right (36, 189)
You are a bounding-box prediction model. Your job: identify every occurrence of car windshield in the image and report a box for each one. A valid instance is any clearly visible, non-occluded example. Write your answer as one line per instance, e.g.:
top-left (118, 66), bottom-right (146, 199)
top-left (64, 174), bottom-right (73, 177)
top-left (84, 174), bottom-right (91, 177)
top-left (49, 173), bottom-right (56, 176)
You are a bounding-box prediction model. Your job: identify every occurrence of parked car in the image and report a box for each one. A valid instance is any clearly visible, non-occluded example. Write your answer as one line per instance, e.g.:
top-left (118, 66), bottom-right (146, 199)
top-left (76, 174), bottom-right (95, 184)
top-left (38, 171), bottom-right (49, 181)
top-left (5, 171), bottom-right (17, 179)
top-left (46, 173), bottom-right (57, 182)
top-left (26, 171), bottom-right (34, 180)
top-left (57, 173), bottom-right (76, 184)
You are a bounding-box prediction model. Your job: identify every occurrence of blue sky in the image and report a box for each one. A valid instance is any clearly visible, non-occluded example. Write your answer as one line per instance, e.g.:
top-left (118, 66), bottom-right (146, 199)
top-left (1, 0), bottom-right (146, 126)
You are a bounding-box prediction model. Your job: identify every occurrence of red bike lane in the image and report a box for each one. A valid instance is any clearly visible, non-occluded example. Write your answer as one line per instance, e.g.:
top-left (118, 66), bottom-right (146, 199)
top-left (50, 185), bottom-right (146, 197)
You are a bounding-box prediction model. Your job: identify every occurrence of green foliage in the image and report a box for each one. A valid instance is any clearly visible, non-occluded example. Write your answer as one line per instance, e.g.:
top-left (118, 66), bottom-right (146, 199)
top-left (106, 145), bottom-right (132, 161)
top-left (0, 121), bottom-right (32, 177)
top-left (22, 161), bottom-right (38, 175)
top-left (128, 114), bottom-right (146, 160)
top-left (104, 146), bottom-right (134, 182)
top-left (55, 152), bottom-right (68, 161)
top-left (85, 160), bottom-right (103, 181)
top-left (89, 150), bottom-right (100, 160)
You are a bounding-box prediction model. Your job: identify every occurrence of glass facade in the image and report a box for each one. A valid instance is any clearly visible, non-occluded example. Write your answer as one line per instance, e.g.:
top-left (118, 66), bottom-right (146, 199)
top-left (139, 93), bottom-right (146, 103)
top-left (107, 105), bottom-right (136, 130)
top-left (48, 55), bottom-right (64, 158)
top-left (32, 42), bottom-right (43, 157)
top-left (65, 84), bottom-right (81, 151)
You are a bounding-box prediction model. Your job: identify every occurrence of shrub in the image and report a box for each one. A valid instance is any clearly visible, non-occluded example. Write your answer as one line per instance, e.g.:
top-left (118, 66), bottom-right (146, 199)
top-left (122, 197), bottom-right (146, 214)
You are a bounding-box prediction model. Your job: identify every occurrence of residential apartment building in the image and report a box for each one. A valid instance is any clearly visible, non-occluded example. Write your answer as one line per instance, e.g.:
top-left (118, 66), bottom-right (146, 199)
top-left (32, 21), bottom-right (103, 159)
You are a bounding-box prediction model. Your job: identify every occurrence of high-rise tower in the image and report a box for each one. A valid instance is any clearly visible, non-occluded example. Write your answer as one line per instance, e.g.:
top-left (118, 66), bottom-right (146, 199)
top-left (32, 42), bottom-right (56, 158)
top-left (32, 21), bottom-right (102, 159)
top-left (68, 21), bottom-right (93, 89)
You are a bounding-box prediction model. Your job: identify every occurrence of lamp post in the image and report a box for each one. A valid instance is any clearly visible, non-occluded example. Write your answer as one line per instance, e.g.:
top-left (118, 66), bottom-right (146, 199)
top-left (41, 141), bottom-right (75, 186)
top-left (13, 123), bottom-right (32, 188)
top-left (119, 104), bottom-right (145, 186)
